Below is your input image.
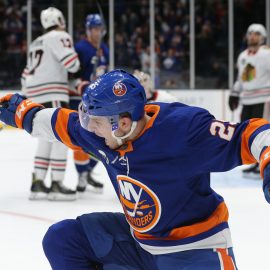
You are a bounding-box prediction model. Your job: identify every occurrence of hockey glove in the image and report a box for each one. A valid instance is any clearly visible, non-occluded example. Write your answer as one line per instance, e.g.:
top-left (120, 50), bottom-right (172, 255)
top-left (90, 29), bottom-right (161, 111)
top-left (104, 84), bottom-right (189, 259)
top-left (69, 79), bottom-right (89, 96)
top-left (0, 93), bottom-right (44, 133)
top-left (228, 95), bottom-right (239, 111)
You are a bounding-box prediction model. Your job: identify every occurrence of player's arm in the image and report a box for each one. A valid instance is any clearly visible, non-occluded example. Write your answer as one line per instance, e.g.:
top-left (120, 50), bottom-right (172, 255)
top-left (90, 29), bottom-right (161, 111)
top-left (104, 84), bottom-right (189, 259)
top-left (0, 93), bottom-right (82, 149)
top-left (186, 107), bottom-right (270, 203)
top-left (35, 107), bottom-right (100, 155)
top-left (230, 118), bottom-right (270, 203)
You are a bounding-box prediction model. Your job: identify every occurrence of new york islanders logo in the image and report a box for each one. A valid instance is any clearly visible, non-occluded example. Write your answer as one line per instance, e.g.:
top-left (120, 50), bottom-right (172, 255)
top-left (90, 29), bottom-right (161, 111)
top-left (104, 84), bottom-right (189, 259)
top-left (113, 81), bottom-right (127, 96)
top-left (117, 175), bottom-right (161, 233)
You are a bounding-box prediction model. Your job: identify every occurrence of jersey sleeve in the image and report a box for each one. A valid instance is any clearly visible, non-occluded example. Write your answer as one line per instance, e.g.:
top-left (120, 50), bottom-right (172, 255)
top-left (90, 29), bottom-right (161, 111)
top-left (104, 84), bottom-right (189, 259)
top-left (50, 108), bottom-right (102, 157)
top-left (32, 108), bottom-right (59, 141)
top-left (32, 107), bottom-right (102, 157)
top-left (185, 107), bottom-right (270, 175)
top-left (48, 32), bottom-right (80, 73)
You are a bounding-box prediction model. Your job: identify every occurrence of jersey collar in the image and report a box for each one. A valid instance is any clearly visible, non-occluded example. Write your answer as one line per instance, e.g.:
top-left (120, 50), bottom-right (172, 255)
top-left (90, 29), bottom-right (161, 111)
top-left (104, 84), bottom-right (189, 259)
top-left (116, 104), bottom-right (160, 156)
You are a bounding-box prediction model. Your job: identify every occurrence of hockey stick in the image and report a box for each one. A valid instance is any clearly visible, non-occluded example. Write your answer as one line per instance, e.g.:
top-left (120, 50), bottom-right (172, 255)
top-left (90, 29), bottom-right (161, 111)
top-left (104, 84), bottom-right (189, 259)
top-left (95, 0), bottom-right (107, 33)
top-left (231, 110), bottom-right (234, 122)
top-left (91, 0), bottom-right (108, 79)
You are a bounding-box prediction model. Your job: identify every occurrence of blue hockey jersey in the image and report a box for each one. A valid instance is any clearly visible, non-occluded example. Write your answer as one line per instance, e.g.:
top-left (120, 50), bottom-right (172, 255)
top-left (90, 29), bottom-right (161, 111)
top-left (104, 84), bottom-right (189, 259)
top-left (48, 102), bottom-right (269, 254)
top-left (75, 39), bottom-right (109, 81)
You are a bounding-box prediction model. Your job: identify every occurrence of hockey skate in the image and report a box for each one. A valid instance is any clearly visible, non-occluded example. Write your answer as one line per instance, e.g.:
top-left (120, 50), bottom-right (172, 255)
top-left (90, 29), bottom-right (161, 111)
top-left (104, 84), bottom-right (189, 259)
top-left (29, 173), bottom-right (50, 200)
top-left (76, 171), bottom-right (103, 193)
top-left (242, 163), bottom-right (260, 179)
top-left (48, 181), bottom-right (77, 201)
top-left (87, 171), bottom-right (104, 193)
top-left (76, 172), bottom-right (88, 192)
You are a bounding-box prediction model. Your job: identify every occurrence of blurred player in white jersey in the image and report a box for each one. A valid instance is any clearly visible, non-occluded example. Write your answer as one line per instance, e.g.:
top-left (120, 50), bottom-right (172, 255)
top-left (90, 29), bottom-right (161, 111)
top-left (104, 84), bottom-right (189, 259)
top-left (21, 7), bottom-right (80, 200)
top-left (133, 70), bottom-right (178, 103)
top-left (229, 24), bottom-right (270, 179)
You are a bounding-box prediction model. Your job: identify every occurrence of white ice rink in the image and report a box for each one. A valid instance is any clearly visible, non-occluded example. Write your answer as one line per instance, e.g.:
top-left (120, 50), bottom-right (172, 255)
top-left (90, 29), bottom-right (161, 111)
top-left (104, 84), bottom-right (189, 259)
top-left (1, 129), bottom-right (270, 270)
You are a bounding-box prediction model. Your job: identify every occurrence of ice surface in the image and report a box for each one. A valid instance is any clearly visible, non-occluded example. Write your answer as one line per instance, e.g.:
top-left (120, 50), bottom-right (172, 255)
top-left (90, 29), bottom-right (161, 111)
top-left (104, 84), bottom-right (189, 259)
top-left (0, 129), bottom-right (270, 270)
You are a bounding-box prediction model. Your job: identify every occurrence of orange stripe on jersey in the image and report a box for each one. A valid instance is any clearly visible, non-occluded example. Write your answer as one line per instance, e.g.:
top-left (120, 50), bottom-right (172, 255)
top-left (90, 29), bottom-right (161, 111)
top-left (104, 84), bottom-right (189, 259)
top-left (117, 140), bottom-right (134, 157)
top-left (241, 118), bottom-right (269, 164)
top-left (143, 104), bottom-right (160, 130)
top-left (216, 248), bottom-right (236, 270)
top-left (116, 104), bottom-right (160, 157)
top-left (73, 149), bottom-right (89, 162)
top-left (134, 201), bottom-right (228, 241)
top-left (54, 108), bottom-right (81, 151)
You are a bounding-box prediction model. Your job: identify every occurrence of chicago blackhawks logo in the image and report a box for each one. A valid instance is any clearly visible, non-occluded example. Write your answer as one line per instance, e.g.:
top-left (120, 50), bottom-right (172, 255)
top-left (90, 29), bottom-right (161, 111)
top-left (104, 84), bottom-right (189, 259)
top-left (117, 175), bottom-right (161, 233)
top-left (113, 81), bottom-right (127, 96)
top-left (242, 63), bottom-right (256, 82)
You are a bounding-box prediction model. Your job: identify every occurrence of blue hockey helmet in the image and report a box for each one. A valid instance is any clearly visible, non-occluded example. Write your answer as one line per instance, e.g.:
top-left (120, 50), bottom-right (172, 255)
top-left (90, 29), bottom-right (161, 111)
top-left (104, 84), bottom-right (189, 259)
top-left (85, 14), bottom-right (103, 29)
top-left (79, 70), bottom-right (146, 132)
top-left (79, 70), bottom-right (146, 143)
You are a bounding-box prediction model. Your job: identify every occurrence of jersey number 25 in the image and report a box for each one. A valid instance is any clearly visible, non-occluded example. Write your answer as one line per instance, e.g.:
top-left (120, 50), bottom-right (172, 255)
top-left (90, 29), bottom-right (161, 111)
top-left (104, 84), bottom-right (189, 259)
top-left (210, 121), bottom-right (236, 141)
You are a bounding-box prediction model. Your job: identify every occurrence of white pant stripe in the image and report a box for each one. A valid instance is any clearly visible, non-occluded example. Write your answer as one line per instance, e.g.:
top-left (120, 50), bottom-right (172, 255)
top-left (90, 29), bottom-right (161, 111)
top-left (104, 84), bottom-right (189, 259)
top-left (216, 250), bottom-right (225, 270)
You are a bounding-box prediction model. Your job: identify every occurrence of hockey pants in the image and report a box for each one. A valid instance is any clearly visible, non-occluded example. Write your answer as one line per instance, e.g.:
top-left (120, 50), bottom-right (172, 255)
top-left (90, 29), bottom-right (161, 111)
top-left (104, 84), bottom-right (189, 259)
top-left (43, 212), bottom-right (237, 270)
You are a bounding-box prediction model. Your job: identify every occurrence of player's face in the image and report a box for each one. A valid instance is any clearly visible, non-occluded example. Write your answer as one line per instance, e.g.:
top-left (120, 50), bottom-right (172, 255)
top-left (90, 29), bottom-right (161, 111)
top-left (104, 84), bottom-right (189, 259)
top-left (88, 26), bottom-right (103, 43)
top-left (88, 116), bottom-right (120, 149)
top-left (247, 31), bottom-right (262, 47)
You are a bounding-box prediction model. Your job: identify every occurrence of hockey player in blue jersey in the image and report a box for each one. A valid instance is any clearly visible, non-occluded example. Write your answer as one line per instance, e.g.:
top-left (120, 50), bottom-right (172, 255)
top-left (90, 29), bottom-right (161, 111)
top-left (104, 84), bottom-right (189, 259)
top-left (1, 69), bottom-right (270, 269)
top-left (75, 13), bottom-right (109, 81)
top-left (69, 13), bottom-right (109, 193)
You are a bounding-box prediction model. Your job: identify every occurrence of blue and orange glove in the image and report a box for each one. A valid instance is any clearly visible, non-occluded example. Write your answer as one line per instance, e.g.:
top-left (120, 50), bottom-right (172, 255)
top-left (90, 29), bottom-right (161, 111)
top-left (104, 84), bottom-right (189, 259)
top-left (260, 147), bottom-right (270, 204)
top-left (0, 93), bottom-right (44, 133)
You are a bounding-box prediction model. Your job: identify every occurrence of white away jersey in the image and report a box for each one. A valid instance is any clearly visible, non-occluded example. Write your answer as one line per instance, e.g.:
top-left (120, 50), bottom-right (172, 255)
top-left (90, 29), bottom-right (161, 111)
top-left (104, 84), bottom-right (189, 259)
top-left (21, 30), bottom-right (80, 104)
top-left (232, 46), bottom-right (270, 105)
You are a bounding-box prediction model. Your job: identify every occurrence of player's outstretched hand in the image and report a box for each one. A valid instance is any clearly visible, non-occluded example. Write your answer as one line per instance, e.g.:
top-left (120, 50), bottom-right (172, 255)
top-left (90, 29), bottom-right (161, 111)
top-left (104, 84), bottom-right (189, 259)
top-left (263, 163), bottom-right (270, 204)
top-left (0, 93), bottom-right (44, 133)
top-left (228, 95), bottom-right (239, 111)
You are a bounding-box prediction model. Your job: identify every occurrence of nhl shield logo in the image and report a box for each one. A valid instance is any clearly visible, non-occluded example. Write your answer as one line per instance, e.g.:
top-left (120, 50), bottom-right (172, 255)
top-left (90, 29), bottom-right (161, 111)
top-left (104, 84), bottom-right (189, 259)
top-left (117, 175), bottom-right (161, 233)
top-left (113, 81), bottom-right (127, 96)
